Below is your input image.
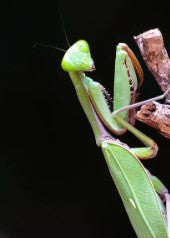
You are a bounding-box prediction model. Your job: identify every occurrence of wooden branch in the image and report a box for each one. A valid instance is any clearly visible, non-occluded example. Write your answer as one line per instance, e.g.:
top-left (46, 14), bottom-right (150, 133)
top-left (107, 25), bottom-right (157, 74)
top-left (134, 28), bottom-right (170, 138)
top-left (136, 101), bottom-right (170, 138)
top-left (134, 28), bottom-right (170, 102)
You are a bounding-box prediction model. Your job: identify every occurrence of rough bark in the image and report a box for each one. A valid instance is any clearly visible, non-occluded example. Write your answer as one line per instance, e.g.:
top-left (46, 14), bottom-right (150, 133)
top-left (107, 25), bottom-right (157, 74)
top-left (134, 28), bottom-right (170, 102)
top-left (136, 101), bottom-right (170, 138)
top-left (134, 28), bottom-right (170, 138)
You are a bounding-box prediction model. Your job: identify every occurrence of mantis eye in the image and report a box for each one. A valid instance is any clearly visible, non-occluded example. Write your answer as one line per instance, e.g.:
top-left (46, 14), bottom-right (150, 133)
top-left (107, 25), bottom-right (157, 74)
top-left (61, 40), bottom-right (95, 72)
top-left (76, 40), bottom-right (90, 53)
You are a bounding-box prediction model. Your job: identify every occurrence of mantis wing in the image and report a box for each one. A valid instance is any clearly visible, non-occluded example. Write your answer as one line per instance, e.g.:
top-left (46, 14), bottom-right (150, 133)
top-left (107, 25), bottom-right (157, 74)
top-left (102, 142), bottom-right (168, 238)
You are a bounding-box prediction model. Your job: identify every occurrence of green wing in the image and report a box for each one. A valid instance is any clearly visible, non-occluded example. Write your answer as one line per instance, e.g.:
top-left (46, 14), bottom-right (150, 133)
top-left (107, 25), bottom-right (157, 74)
top-left (102, 142), bottom-right (167, 238)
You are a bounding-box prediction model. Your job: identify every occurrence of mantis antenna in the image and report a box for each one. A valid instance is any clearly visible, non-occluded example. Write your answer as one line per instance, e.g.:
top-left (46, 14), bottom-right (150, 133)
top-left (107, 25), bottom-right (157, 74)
top-left (34, 11), bottom-right (70, 53)
top-left (34, 43), bottom-right (66, 52)
top-left (58, 9), bottom-right (71, 47)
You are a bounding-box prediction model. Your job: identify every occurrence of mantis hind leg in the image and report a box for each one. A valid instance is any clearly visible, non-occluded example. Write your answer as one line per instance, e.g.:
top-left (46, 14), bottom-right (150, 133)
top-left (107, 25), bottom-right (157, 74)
top-left (131, 147), bottom-right (157, 159)
top-left (149, 174), bottom-right (170, 233)
top-left (148, 174), bottom-right (169, 196)
top-left (115, 114), bottom-right (158, 159)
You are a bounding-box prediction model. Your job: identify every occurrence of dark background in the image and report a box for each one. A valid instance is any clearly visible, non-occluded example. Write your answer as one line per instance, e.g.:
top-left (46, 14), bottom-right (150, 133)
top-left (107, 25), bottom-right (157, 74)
top-left (0, 1), bottom-right (170, 237)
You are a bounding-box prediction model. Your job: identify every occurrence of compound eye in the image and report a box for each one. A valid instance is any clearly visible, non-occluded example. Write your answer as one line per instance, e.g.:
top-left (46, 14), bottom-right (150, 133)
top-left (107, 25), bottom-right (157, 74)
top-left (76, 40), bottom-right (90, 53)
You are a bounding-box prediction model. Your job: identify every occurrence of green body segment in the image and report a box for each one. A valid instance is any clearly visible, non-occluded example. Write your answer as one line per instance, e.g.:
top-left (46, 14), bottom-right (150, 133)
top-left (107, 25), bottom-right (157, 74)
top-left (68, 72), bottom-right (103, 146)
top-left (113, 44), bottom-right (138, 129)
top-left (113, 49), bottom-right (131, 123)
top-left (131, 147), bottom-right (154, 159)
top-left (116, 43), bottom-right (138, 90)
top-left (86, 78), bottom-right (125, 135)
top-left (102, 142), bottom-right (168, 238)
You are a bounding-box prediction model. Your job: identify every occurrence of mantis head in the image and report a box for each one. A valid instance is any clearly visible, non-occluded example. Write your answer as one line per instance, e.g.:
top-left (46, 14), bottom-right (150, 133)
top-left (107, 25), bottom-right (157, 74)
top-left (61, 40), bottom-right (95, 72)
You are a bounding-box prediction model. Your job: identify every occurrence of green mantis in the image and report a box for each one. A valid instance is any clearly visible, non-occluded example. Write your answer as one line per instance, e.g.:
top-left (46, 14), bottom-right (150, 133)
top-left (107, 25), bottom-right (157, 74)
top-left (61, 39), bottom-right (170, 237)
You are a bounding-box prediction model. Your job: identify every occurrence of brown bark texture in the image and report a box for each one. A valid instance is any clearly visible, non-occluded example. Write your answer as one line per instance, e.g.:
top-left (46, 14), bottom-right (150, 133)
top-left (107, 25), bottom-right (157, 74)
top-left (134, 28), bottom-right (170, 101)
top-left (134, 28), bottom-right (170, 138)
top-left (136, 101), bottom-right (170, 138)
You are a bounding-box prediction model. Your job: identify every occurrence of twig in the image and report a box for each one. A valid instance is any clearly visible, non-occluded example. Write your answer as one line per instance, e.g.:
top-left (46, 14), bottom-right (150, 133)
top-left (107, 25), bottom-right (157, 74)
top-left (133, 28), bottom-right (170, 138)
top-left (134, 28), bottom-right (170, 102)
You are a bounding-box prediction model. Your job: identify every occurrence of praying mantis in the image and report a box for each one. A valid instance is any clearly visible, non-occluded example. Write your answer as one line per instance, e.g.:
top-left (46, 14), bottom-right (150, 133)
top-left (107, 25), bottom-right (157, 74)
top-left (61, 39), bottom-right (170, 238)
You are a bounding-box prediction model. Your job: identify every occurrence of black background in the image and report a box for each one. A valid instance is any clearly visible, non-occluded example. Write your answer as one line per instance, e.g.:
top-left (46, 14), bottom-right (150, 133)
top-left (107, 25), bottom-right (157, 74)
top-left (0, 1), bottom-right (170, 237)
